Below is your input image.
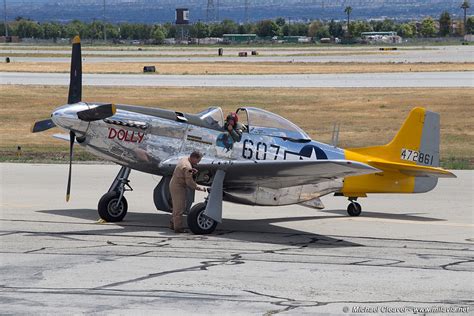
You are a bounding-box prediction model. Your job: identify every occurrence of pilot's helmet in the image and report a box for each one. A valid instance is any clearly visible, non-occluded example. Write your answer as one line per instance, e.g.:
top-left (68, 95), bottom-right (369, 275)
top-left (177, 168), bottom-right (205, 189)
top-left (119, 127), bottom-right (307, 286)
top-left (226, 112), bottom-right (239, 125)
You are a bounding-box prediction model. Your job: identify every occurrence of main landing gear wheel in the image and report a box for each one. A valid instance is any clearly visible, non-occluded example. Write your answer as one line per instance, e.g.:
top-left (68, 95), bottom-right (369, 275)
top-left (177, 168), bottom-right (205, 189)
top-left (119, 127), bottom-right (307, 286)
top-left (347, 202), bottom-right (362, 217)
top-left (187, 202), bottom-right (218, 235)
top-left (98, 191), bottom-right (128, 222)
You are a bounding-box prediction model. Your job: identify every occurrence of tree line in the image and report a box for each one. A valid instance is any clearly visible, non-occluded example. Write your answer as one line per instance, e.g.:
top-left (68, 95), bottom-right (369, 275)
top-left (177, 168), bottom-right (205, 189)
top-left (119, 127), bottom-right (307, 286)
top-left (1, 12), bottom-right (473, 43)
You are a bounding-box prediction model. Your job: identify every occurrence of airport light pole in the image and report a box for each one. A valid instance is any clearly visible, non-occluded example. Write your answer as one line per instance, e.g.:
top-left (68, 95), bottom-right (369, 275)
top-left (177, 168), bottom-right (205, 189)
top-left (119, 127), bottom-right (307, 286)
top-left (461, 0), bottom-right (470, 35)
top-left (3, 0), bottom-right (8, 37)
top-left (103, 0), bottom-right (107, 43)
top-left (344, 6), bottom-right (352, 37)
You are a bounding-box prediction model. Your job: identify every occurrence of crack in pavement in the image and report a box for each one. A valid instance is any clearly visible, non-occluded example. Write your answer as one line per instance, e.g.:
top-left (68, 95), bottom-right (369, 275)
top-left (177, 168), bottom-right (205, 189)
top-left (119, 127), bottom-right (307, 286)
top-left (3, 228), bottom-right (473, 251)
top-left (245, 290), bottom-right (474, 315)
top-left (23, 247), bottom-right (47, 254)
top-left (3, 285), bottom-right (471, 313)
top-left (92, 253), bottom-right (245, 290)
top-left (5, 249), bottom-right (471, 272)
top-left (440, 259), bottom-right (474, 271)
top-left (3, 235), bottom-right (473, 272)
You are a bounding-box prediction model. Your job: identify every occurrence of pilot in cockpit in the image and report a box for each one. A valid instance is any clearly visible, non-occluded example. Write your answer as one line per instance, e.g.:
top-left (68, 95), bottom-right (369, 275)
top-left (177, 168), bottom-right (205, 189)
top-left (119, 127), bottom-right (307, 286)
top-left (224, 112), bottom-right (246, 142)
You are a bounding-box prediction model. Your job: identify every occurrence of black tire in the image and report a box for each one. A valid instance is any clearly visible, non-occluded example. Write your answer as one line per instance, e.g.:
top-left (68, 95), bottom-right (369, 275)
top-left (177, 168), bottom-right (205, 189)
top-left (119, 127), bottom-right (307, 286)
top-left (347, 202), bottom-right (362, 217)
top-left (98, 191), bottom-right (128, 222)
top-left (187, 202), bottom-right (218, 235)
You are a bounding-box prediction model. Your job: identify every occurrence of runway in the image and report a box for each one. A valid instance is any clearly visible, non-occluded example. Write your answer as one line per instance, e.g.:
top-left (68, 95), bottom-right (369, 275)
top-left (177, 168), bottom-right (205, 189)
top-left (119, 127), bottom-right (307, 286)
top-left (2, 45), bottom-right (473, 63)
top-left (1, 71), bottom-right (473, 87)
top-left (0, 163), bottom-right (472, 314)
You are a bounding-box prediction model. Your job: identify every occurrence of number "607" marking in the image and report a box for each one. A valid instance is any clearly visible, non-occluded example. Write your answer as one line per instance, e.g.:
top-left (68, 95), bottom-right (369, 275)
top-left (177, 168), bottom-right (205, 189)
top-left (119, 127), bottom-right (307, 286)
top-left (242, 139), bottom-right (280, 160)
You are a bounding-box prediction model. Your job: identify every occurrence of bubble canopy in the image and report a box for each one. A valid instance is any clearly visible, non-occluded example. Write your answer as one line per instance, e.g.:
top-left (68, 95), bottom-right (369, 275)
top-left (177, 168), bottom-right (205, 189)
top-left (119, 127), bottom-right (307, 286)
top-left (237, 107), bottom-right (311, 141)
top-left (197, 107), bottom-right (224, 129)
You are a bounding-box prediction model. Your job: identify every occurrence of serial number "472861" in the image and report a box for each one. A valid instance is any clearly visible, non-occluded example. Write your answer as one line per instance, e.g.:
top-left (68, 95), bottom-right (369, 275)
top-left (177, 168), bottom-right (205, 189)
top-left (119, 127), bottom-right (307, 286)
top-left (400, 148), bottom-right (434, 166)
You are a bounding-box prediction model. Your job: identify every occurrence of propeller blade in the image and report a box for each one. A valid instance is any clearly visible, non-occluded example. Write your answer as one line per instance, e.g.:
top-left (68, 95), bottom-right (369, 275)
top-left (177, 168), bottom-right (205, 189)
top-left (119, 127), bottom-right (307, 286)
top-left (31, 119), bottom-right (56, 133)
top-left (77, 104), bottom-right (116, 122)
top-left (67, 36), bottom-right (82, 104)
top-left (66, 130), bottom-right (75, 202)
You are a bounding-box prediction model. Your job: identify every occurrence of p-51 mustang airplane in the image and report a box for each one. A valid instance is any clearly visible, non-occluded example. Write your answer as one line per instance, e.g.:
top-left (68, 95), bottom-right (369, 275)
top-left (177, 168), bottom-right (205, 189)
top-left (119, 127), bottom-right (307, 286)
top-left (32, 37), bottom-right (455, 234)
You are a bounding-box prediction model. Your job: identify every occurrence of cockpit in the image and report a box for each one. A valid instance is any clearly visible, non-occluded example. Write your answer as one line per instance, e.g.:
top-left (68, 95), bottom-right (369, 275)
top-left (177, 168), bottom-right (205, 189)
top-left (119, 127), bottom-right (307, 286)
top-left (197, 106), bottom-right (311, 142)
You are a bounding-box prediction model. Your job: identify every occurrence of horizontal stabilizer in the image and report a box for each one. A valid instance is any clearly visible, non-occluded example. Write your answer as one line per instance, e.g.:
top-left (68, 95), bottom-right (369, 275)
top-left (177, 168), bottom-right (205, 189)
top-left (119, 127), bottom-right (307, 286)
top-left (369, 160), bottom-right (456, 178)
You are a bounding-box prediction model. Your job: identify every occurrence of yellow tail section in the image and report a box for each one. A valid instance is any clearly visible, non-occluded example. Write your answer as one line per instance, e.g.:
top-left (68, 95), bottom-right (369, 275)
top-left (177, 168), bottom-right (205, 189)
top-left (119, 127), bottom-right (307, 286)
top-left (342, 107), bottom-right (455, 197)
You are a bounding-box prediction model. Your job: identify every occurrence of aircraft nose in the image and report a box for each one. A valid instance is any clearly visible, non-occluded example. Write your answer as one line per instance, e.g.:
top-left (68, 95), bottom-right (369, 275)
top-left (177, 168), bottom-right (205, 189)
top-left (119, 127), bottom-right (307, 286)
top-left (51, 103), bottom-right (90, 134)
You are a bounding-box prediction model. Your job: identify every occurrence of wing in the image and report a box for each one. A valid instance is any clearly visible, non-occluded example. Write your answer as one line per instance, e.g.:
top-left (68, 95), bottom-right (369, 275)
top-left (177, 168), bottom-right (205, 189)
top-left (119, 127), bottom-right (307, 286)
top-left (160, 157), bottom-right (380, 189)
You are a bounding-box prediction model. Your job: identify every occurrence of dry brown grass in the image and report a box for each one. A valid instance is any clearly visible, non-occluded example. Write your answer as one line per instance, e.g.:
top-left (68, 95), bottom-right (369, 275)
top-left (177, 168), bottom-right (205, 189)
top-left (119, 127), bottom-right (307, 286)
top-left (0, 85), bottom-right (472, 164)
top-left (1, 62), bottom-right (473, 75)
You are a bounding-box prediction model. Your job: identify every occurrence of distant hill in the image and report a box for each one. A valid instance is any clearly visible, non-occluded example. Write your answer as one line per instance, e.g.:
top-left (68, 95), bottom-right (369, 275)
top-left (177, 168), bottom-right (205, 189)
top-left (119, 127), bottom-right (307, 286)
top-left (4, 0), bottom-right (468, 23)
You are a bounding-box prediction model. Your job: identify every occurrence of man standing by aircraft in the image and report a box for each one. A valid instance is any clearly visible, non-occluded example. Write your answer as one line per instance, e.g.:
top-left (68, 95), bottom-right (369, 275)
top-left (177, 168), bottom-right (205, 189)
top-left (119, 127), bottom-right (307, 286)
top-left (169, 151), bottom-right (206, 233)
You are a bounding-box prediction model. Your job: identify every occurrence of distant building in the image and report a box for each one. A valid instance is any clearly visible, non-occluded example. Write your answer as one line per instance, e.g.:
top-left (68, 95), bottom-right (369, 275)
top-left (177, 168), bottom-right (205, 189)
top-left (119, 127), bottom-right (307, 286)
top-left (0, 36), bottom-right (21, 43)
top-left (464, 34), bottom-right (474, 42)
top-left (223, 34), bottom-right (257, 43)
top-left (175, 8), bottom-right (189, 25)
top-left (282, 36), bottom-right (312, 43)
top-left (361, 32), bottom-right (402, 44)
top-left (175, 8), bottom-right (190, 40)
top-left (190, 37), bottom-right (223, 45)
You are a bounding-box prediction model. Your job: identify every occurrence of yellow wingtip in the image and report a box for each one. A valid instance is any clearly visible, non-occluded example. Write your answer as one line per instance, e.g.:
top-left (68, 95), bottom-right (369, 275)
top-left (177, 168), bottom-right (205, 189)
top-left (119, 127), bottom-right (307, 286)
top-left (30, 122), bottom-right (36, 133)
top-left (72, 36), bottom-right (81, 44)
top-left (111, 103), bottom-right (116, 115)
top-left (66, 194), bottom-right (70, 202)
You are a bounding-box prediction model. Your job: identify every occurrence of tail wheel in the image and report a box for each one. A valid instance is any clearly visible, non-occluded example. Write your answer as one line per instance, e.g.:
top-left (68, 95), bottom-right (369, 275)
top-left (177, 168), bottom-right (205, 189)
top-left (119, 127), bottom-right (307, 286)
top-left (98, 191), bottom-right (128, 222)
top-left (187, 202), bottom-right (218, 235)
top-left (347, 202), bottom-right (362, 217)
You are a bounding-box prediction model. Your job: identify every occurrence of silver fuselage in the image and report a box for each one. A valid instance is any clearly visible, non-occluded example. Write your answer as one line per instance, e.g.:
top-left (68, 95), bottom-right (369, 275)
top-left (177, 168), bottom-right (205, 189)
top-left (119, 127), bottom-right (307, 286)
top-left (52, 102), bottom-right (347, 206)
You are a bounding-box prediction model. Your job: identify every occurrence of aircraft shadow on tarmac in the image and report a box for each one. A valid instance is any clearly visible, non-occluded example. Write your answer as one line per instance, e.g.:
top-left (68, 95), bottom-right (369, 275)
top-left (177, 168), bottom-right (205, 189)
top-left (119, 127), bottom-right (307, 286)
top-left (37, 207), bottom-right (445, 249)
top-left (322, 209), bottom-right (444, 222)
top-left (36, 208), bottom-right (362, 248)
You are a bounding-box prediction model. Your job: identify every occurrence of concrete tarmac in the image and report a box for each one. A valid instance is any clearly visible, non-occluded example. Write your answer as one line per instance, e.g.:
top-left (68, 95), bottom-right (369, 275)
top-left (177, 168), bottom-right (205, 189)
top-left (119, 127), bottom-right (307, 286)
top-left (1, 71), bottom-right (473, 88)
top-left (0, 163), bottom-right (472, 314)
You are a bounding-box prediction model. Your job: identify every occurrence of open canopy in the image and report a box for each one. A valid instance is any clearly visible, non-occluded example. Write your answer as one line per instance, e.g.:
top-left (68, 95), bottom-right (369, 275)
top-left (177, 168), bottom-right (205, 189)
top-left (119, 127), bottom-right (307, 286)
top-left (197, 107), bottom-right (224, 129)
top-left (237, 107), bottom-right (311, 141)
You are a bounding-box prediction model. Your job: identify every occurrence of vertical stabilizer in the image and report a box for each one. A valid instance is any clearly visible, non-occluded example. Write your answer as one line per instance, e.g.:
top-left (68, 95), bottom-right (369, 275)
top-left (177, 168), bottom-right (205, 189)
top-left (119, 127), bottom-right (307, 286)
top-left (343, 108), bottom-right (453, 195)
